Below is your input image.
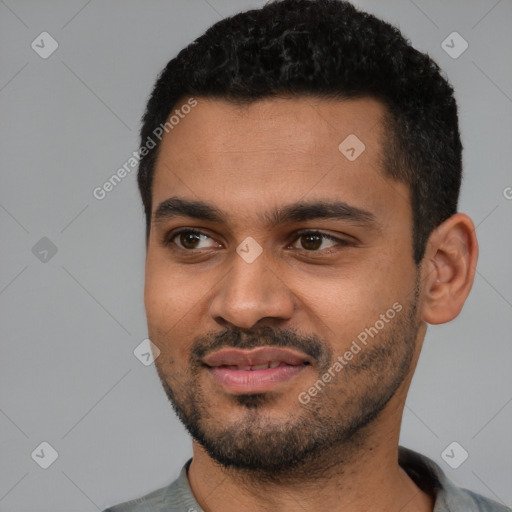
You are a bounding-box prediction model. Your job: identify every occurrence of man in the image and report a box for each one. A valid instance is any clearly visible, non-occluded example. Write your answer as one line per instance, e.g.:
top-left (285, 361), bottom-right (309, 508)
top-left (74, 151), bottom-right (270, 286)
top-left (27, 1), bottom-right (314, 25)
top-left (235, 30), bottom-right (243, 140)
top-left (103, 0), bottom-right (509, 510)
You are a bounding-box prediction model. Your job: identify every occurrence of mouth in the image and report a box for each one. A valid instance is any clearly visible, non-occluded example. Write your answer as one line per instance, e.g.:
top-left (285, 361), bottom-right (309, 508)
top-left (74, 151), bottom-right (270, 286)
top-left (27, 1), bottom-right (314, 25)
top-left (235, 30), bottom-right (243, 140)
top-left (211, 361), bottom-right (310, 370)
top-left (202, 347), bottom-right (312, 394)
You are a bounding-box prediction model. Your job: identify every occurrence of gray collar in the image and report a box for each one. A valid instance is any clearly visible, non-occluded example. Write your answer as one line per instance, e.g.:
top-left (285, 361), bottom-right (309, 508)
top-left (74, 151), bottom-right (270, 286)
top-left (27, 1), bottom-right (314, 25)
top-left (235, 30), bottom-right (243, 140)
top-left (161, 446), bottom-right (508, 512)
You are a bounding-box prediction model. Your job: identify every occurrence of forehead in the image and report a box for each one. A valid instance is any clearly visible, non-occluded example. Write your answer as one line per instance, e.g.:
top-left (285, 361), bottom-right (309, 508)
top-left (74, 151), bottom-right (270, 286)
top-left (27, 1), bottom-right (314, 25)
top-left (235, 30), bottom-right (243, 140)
top-left (157, 95), bottom-right (386, 162)
top-left (151, 96), bottom-right (410, 229)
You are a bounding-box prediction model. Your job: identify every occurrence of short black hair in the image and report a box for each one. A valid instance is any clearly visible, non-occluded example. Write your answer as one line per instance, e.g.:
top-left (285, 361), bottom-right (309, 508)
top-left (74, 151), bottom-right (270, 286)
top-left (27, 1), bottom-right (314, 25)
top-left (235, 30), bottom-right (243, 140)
top-left (138, 0), bottom-right (462, 263)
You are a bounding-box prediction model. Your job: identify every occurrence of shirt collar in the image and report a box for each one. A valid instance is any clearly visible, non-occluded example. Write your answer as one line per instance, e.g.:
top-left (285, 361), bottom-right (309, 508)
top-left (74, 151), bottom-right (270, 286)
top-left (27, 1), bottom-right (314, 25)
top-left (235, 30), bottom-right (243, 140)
top-left (164, 446), bottom-right (474, 512)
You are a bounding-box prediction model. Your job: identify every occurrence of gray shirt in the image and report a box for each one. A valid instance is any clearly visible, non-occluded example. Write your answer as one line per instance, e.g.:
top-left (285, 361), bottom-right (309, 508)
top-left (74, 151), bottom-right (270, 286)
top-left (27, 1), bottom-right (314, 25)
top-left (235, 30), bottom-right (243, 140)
top-left (102, 446), bottom-right (510, 511)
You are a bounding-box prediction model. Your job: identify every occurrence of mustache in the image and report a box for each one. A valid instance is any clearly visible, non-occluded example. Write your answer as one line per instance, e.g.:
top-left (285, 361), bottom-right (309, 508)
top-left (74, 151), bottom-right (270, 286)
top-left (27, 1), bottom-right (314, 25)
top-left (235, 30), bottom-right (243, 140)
top-left (190, 325), bottom-right (331, 366)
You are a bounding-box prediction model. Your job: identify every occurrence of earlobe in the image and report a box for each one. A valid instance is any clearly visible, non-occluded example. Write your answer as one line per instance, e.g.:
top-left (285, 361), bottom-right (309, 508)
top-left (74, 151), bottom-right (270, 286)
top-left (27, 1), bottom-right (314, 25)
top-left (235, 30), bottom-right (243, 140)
top-left (421, 213), bottom-right (479, 325)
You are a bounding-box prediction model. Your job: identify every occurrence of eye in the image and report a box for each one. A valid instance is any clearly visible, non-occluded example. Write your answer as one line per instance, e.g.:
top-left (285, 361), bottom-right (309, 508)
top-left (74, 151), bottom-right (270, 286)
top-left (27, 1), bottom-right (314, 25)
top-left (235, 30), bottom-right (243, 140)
top-left (163, 228), bottom-right (218, 250)
top-left (290, 230), bottom-right (348, 252)
top-left (162, 228), bottom-right (350, 253)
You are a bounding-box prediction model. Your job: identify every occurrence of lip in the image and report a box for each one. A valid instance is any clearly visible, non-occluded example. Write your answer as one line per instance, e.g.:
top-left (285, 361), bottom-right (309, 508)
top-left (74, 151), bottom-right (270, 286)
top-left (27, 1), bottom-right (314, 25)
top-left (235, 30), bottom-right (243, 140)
top-left (203, 347), bottom-right (312, 394)
top-left (202, 346), bottom-right (312, 368)
top-left (207, 365), bottom-right (308, 394)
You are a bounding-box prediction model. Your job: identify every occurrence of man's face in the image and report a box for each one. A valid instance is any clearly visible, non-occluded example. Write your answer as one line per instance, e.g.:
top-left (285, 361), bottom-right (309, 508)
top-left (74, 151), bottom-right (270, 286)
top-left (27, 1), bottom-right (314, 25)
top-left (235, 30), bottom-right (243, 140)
top-left (144, 96), bottom-right (424, 475)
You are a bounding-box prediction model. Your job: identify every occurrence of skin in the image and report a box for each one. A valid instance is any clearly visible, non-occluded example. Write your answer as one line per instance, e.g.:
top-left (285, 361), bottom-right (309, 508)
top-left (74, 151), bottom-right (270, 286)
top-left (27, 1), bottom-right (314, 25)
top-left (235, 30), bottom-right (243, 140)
top-left (144, 96), bottom-right (478, 512)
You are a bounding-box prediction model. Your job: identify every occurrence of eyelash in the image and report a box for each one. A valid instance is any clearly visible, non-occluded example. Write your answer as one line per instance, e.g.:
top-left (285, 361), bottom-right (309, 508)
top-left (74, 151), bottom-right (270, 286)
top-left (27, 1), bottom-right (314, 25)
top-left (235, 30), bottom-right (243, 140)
top-left (162, 228), bottom-right (350, 253)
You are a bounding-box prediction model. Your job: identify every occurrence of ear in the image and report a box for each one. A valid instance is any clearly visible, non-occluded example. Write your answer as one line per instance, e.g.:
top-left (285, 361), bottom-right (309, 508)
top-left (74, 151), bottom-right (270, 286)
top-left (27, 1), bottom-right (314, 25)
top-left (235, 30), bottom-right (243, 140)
top-left (421, 213), bottom-right (479, 325)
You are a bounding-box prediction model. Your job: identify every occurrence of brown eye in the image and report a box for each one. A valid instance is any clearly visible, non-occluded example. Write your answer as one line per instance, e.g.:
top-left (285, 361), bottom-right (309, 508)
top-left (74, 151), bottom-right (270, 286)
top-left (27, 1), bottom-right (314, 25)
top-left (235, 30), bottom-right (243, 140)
top-left (293, 231), bottom-right (344, 252)
top-left (164, 229), bottom-right (216, 250)
top-left (300, 233), bottom-right (323, 250)
top-left (179, 231), bottom-right (204, 249)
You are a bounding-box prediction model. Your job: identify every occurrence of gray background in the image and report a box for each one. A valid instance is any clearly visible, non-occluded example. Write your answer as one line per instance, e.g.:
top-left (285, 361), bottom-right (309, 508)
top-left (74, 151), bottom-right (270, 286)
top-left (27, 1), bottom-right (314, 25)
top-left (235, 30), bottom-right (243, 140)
top-left (0, 0), bottom-right (511, 510)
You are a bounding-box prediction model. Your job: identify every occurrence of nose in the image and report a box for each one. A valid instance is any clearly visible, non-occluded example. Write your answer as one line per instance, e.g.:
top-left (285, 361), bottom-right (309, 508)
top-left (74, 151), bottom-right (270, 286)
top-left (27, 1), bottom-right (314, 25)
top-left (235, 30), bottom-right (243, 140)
top-left (208, 248), bottom-right (295, 330)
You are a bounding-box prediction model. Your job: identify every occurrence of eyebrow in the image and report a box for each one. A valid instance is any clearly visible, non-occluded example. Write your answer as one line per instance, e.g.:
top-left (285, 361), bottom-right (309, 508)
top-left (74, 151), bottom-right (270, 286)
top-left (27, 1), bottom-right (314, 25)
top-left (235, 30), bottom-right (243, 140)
top-left (153, 196), bottom-right (379, 230)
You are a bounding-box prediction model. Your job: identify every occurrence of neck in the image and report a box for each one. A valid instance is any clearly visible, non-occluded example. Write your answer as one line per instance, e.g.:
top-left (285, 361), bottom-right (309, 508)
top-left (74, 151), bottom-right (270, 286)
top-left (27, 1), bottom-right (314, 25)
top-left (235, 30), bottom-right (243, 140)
top-left (187, 397), bottom-right (434, 512)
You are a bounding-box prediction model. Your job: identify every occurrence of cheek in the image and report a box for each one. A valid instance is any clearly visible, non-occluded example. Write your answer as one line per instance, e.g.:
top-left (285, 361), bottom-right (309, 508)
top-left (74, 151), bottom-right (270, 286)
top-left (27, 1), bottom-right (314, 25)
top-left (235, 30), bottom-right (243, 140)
top-left (291, 258), bottom-right (411, 346)
top-left (144, 279), bottom-right (191, 365)
top-left (144, 256), bottom-right (214, 362)
top-left (144, 266), bottom-right (172, 327)
top-left (144, 253), bottom-right (196, 322)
